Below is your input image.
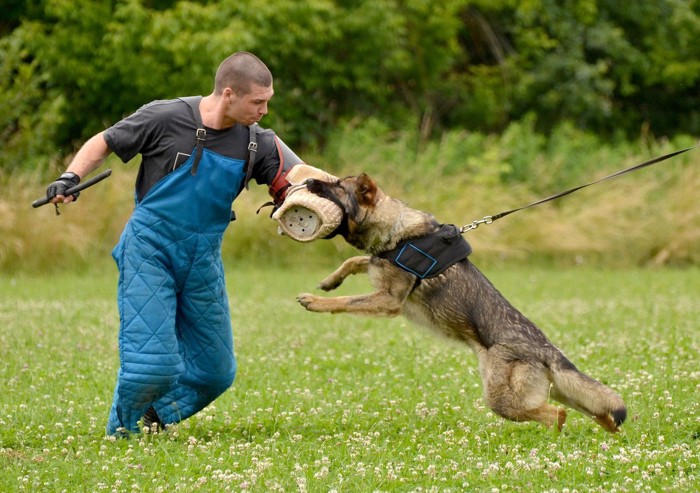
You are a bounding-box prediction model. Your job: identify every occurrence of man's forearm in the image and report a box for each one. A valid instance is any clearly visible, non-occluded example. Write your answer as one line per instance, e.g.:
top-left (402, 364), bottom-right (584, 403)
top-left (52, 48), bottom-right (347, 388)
top-left (66, 132), bottom-right (112, 179)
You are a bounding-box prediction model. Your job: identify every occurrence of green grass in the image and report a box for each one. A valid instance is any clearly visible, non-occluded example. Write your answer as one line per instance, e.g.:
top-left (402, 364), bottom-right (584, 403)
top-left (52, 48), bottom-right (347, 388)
top-left (1, 265), bottom-right (699, 492)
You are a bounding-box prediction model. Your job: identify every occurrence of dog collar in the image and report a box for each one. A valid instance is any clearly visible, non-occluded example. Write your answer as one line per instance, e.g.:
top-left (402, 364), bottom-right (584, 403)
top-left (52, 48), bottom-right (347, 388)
top-left (377, 224), bottom-right (472, 279)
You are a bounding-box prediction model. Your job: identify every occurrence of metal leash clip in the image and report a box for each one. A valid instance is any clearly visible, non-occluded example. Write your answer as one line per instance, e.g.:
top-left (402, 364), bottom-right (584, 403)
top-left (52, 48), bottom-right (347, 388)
top-left (459, 216), bottom-right (493, 234)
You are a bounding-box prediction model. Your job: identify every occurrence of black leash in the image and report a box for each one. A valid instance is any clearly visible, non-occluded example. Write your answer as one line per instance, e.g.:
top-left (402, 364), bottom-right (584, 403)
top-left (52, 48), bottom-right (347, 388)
top-left (459, 145), bottom-right (697, 234)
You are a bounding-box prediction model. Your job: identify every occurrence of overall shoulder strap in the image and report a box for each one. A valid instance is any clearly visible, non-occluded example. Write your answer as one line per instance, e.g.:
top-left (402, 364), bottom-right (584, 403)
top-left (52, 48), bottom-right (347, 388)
top-left (243, 123), bottom-right (258, 190)
top-left (178, 96), bottom-right (206, 176)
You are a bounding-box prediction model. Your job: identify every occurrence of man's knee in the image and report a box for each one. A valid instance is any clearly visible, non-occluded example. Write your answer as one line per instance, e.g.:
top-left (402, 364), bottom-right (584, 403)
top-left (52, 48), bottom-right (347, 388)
top-left (199, 362), bottom-right (237, 399)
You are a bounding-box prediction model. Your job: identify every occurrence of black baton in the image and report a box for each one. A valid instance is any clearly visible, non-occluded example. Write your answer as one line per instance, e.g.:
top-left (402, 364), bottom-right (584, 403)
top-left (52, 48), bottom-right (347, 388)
top-left (32, 169), bottom-right (113, 208)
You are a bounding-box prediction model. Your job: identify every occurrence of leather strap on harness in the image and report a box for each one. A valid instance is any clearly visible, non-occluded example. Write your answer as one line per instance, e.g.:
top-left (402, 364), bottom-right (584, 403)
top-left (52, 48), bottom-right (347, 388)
top-left (378, 224), bottom-right (472, 279)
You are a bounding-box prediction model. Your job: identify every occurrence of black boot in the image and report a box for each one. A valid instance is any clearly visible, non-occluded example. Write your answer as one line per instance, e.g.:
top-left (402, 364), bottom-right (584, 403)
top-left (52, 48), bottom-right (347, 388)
top-left (141, 406), bottom-right (164, 433)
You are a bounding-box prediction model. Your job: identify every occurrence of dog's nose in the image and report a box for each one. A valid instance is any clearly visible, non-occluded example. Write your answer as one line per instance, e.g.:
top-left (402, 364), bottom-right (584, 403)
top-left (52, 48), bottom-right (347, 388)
top-left (305, 178), bottom-right (322, 193)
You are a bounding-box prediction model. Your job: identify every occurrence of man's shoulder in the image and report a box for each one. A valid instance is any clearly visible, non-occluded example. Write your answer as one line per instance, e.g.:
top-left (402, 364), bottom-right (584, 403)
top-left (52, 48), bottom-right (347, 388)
top-left (251, 124), bottom-right (277, 147)
top-left (137, 98), bottom-right (192, 118)
top-left (122, 98), bottom-right (198, 136)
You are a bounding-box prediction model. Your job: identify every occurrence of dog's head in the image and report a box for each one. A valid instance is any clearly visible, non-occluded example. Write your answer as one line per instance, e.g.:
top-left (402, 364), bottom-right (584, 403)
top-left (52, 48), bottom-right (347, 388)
top-left (306, 173), bottom-right (395, 252)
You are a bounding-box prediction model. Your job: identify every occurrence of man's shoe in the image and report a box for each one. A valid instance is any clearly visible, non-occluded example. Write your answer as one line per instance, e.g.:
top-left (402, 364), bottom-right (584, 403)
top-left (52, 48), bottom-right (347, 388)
top-left (142, 406), bottom-right (164, 433)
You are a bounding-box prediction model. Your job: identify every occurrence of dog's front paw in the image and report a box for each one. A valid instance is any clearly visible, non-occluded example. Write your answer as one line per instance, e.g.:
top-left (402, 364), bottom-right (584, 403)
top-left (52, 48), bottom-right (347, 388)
top-left (297, 293), bottom-right (325, 312)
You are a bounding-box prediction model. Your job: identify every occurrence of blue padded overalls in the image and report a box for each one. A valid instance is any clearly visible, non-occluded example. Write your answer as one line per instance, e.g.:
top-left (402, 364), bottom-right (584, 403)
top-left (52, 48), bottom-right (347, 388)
top-left (107, 127), bottom-right (246, 435)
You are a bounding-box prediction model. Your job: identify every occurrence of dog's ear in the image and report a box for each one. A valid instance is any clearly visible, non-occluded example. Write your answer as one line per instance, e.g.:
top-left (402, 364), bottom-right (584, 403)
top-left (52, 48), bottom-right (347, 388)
top-left (355, 173), bottom-right (379, 205)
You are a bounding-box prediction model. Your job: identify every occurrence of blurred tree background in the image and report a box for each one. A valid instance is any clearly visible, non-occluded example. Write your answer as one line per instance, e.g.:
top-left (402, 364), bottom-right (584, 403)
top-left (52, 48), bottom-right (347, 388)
top-left (1, 0), bottom-right (699, 272)
top-left (2, 0), bottom-right (698, 174)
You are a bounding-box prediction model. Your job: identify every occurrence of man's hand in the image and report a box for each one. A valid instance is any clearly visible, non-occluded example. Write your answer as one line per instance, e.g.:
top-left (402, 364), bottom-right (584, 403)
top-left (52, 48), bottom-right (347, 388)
top-left (47, 172), bottom-right (81, 203)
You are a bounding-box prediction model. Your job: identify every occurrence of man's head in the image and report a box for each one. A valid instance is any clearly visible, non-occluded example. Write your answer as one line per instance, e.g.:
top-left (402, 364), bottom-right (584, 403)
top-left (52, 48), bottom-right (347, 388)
top-left (215, 51), bottom-right (272, 96)
top-left (215, 52), bottom-right (274, 126)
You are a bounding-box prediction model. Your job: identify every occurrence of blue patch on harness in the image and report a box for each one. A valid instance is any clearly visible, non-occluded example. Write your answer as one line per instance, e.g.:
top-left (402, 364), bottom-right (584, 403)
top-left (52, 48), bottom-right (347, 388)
top-left (394, 243), bottom-right (438, 279)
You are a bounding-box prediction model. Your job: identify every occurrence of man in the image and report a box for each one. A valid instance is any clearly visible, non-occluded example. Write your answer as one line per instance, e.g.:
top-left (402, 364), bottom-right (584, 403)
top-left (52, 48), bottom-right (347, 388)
top-left (46, 52), bottom-right (302, 435)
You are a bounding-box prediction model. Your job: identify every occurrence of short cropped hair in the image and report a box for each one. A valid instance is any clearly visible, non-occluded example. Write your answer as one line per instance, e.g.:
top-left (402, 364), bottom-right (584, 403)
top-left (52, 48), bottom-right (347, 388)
top-left (214, 52), bottom-right (273, 96)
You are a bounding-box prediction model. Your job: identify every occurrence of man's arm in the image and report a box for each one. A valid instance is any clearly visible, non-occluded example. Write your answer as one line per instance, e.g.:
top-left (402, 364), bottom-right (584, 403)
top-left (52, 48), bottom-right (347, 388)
top-left (50, 132), bottom-right (112, 204)
top-left (266, 134), bottom-right (305, 204)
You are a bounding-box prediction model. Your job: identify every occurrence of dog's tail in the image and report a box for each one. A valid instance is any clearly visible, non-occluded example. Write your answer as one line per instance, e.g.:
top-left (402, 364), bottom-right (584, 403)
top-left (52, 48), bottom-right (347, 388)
top-left (549, 355), bottom-right (627, 432)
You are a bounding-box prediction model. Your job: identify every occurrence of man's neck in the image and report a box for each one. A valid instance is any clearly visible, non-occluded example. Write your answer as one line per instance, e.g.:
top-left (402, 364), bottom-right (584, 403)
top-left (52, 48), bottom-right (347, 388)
top-left (199, 94), bottom-right (237, 129)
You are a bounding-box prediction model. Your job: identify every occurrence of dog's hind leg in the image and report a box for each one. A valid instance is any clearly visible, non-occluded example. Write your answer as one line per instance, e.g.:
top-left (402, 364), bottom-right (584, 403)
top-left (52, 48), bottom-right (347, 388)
top-left (479, 348), bottom-right (567, 431)
top-left (548, 360), bottom-right (626, 433)
top-left (318, 256), bottom-right (370, 291)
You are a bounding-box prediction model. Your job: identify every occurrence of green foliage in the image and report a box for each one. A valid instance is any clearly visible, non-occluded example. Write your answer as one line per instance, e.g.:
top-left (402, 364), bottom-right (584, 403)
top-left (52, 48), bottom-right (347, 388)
top-left (1, 2), bottom-right (699, 272)
top-left (2, 0), bottom-right (698, 175)
top-left (509, 0), bottom-right (700, 136)
top-left (0, 21), bottom-right (66, 173)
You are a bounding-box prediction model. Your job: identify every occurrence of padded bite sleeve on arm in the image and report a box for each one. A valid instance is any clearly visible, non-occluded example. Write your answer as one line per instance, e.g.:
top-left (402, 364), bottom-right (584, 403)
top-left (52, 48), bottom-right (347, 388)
top-left (268, 135), bottom-right (305, 204)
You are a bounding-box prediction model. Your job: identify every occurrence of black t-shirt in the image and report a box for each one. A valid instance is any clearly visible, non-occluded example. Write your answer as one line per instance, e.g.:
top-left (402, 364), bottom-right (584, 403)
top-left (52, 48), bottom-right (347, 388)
top-left (104, 97), bottom-right (283, 201)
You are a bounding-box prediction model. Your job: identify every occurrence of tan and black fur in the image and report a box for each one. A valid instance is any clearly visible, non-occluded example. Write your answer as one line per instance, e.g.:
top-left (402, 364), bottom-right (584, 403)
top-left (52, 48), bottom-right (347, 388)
top-left (297, 174), bottom-right (626, 433)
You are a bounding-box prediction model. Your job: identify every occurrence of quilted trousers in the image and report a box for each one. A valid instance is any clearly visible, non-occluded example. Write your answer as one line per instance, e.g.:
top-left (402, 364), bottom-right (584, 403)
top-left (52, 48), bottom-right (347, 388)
top-left (107, 147), bottom-right (246, 435)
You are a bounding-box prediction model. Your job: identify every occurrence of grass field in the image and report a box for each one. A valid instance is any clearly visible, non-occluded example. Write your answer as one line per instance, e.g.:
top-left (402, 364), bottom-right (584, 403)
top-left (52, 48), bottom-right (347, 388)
top-left (1, 264), bottom-right (699, 492)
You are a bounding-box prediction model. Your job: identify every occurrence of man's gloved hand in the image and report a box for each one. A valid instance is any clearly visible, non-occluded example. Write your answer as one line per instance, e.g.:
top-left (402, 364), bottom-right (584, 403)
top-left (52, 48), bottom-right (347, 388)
top-left (46, 172), bottom-right (81, 202)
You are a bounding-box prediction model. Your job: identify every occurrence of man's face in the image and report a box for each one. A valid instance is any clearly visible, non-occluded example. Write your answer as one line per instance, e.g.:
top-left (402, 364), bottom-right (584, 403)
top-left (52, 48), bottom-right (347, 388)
top-left (226, 83), bottom-right (274, 126)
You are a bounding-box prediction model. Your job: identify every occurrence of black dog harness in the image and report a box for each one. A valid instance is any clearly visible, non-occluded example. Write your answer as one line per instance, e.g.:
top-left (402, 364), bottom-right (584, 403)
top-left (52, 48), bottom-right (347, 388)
top-left (378, 224), bottom-right (472, 279)
top-left (303, 180), bottom-right (471, 278)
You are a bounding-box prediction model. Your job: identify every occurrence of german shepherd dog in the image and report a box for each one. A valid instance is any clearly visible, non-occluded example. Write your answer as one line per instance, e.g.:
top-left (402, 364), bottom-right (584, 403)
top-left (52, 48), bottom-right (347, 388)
top-left (297, 174), bottom-right (626, 433)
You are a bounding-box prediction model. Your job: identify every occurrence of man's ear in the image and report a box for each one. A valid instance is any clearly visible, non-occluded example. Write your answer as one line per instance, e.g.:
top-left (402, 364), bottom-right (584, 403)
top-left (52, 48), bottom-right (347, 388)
top-left (223, 87), bottom-right (238, 103)
top-left (355, 173), bottom-right (378, 206)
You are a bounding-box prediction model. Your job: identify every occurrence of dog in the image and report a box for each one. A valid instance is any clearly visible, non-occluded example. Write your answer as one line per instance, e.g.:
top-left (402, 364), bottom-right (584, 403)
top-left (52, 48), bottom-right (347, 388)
top-left (296, 173), bottom-right (627, 433)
